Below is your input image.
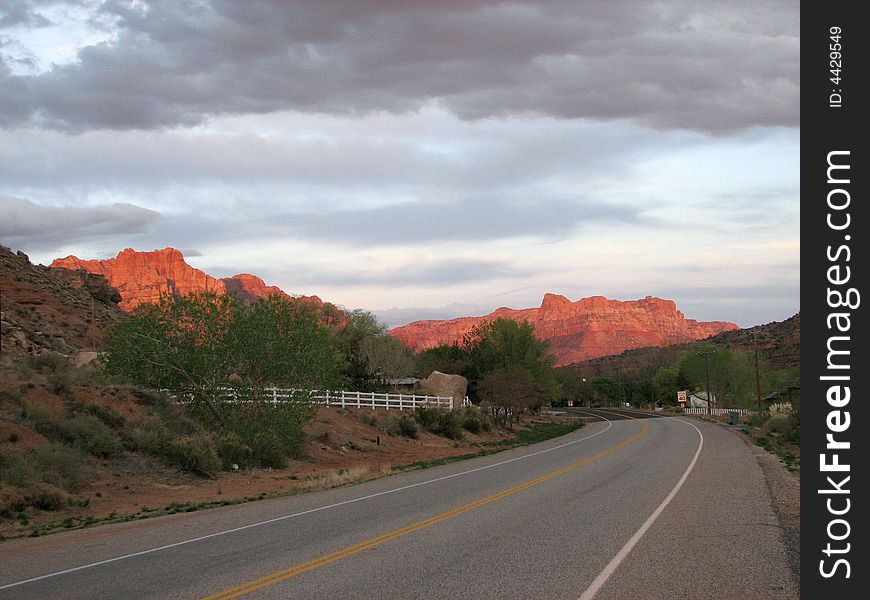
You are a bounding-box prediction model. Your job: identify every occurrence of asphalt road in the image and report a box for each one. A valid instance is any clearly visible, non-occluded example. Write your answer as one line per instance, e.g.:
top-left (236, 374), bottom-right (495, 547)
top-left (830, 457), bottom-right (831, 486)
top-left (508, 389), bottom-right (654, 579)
top-left (0, 411), bottom-right (797, 599)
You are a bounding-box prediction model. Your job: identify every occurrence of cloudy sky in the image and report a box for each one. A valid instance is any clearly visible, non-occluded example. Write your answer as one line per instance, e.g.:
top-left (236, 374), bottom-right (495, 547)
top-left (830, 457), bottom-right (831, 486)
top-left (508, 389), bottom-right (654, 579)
top-left (0, 0), bottom-right (799, 328)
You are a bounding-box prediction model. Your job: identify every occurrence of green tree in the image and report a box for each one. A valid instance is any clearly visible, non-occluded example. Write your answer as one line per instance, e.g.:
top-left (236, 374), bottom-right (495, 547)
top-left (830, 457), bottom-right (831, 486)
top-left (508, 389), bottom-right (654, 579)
top-left (679, 345), bottom-right (756, 408)
top-left (416, 343), bottom-right (469, 377)
top-left (463, 319), bottom-right (560, 410)
top-left (333, 309), bottom-right (387, 390)
top-left (230, 294), bottom-right (343, 398)
top-left (103, 292), bottom-right (239, 424)
top-left (104, 293), bottom-right (344, 464)
top-left (359, 334), bottom-right (416, 383)
top-left (590, 376), bottom-right (625, 406)
top-left (476, 366), bottom-right (538, 428)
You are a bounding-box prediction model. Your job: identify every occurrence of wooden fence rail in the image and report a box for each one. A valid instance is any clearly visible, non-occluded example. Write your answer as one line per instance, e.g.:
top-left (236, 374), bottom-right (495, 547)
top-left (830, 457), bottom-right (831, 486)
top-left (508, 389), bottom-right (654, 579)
top-left (174, 388), bottom-right (456, 411)
top-left (682, 407), bottom-right (759, 416)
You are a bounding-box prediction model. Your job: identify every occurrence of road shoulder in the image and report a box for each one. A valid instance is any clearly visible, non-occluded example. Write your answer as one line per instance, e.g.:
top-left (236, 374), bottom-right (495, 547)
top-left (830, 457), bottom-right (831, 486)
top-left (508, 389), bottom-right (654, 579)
top-left (736, 427), bottom-right (801, 591)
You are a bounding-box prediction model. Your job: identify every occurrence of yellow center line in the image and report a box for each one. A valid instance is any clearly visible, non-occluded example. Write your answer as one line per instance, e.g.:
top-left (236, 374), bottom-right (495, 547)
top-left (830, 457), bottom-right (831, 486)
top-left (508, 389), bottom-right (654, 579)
top-left (202, 421), bottom-right (649, 600)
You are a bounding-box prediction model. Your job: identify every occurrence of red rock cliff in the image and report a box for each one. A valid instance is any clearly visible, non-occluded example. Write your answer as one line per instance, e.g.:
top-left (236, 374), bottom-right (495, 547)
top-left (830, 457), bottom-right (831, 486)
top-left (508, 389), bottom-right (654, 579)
top-left (50, 248), bottom-right (326, 315)
top-left (388, 294), bottom-right (739, 366)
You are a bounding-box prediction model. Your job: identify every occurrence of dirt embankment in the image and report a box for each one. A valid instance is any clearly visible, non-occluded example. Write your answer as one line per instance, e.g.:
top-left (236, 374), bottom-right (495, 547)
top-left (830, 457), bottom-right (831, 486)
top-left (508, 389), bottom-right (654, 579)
top-left (1, 379), bottom-right (574, 540)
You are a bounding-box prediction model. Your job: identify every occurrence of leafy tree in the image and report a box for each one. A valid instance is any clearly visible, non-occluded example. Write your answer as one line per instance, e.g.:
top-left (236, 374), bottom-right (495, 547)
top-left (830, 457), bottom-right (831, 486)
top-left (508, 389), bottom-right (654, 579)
top-left (416, 343), bottom-right (469, 377)
top-left (679, 345), bottom-right (757, 408)
top-left (463, 319), bottom-right (560, 410)
top-left (590, 376), bottom-right (625, 406)
top-left (476, 366), bottom-right (538, 428)
top-left (104, 293), bottom-right (343, 457)
top-left (359, 334), bottom-right (416, 383)
top-left (333, 309), bottom-right (388, 390)
top-left (103, 292), bottom-right (239, 424)
top-left (651, 365), bottom-right (690, 406)
top-left (230, 294), bottom-right (343, 398)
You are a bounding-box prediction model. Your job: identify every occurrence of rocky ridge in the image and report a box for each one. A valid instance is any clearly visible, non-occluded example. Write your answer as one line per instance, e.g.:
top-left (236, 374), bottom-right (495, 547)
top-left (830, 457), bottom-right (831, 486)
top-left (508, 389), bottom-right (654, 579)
top-left (50, 248), bottom-right (341, 325)
top-left (389, 293), bottom-right (739, 366)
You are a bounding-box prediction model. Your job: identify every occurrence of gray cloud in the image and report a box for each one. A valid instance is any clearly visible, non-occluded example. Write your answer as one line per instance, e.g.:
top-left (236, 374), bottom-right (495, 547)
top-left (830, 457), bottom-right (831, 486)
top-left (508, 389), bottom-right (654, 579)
top-left (216, 257), bottom-right (526, 291)
top-left (181, 194), bottom-right (647, 249)
top-left (373, 303), bottom-right (494, 329)
top-left (1, 0), bottom-right (798, 133)
top-left (650, 282), bottom-right (800, 328)
top-left (0, 1), bottom-right (51, 28)
top-left (0, 195), bottom-right (162, 248)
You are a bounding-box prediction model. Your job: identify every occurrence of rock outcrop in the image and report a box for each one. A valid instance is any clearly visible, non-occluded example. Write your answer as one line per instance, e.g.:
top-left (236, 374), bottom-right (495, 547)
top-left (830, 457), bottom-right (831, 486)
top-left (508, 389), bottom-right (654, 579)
top-left (389, 294), bottom-right (739, 366)
top-left (1, 246), bottom-right (126, 360)
top-left (50, 248), bottom-right (334, 320)
top-left (416, 371), bottom-right (468, 409)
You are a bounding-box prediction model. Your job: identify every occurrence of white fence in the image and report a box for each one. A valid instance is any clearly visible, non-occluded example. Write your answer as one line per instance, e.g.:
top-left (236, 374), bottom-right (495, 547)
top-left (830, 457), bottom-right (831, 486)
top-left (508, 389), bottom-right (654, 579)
top-left (174, 387), bottom-right (457, 411)
top-left (307, 389), bottom-right (454, 411)
top-left (682, 407), bottom-right (758, 416)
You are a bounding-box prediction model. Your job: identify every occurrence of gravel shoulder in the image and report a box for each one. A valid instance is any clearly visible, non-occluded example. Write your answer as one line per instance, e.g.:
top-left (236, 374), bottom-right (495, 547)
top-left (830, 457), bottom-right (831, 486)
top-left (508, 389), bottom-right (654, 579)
top-left (737, 427), bottom-right (801, 592)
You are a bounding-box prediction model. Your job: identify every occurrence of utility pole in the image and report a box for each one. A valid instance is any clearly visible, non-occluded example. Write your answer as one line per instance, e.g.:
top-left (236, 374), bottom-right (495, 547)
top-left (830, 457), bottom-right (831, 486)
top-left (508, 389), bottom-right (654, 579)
top-left (753, 333), bottom-right (763, 411)
top-left (697, 349), bottom-right (713, 415)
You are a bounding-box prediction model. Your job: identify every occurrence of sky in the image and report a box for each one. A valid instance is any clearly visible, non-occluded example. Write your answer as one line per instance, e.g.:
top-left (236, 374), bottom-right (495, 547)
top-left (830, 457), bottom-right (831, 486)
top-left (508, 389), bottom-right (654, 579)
top-left (0, 0), bottom-right (799, 328)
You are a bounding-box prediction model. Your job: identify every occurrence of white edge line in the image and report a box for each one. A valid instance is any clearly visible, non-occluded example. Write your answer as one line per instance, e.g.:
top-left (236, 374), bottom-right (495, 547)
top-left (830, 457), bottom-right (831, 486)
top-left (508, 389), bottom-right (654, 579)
top-left (1, 414), bottom-right (614, 590)
top-left (578, 416), bottom-right (704, 600)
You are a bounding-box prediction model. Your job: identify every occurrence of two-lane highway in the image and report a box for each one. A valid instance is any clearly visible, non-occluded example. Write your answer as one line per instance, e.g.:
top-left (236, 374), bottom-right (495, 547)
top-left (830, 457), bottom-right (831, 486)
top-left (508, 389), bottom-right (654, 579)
top-left (0, 412), bottom-right (797, 599)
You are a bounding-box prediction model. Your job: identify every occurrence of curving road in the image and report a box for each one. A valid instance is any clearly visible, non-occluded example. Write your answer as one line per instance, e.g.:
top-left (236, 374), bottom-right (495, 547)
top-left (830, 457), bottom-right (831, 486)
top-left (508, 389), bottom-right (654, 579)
top-left (0, 411), bottom-right (797, 599)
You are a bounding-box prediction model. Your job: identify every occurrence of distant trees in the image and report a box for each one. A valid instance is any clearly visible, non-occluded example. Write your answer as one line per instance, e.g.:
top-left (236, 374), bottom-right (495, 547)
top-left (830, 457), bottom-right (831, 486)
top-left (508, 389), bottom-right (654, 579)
top-left (550, 341), bottom-right (798, 411)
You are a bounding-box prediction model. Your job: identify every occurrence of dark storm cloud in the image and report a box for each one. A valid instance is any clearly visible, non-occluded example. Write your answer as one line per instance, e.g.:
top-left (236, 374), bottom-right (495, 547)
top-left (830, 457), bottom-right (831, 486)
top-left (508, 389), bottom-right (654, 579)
top-left (0, 195), bottom-right (162, 248)
top-left (1, 0), bottom-right (798, 133)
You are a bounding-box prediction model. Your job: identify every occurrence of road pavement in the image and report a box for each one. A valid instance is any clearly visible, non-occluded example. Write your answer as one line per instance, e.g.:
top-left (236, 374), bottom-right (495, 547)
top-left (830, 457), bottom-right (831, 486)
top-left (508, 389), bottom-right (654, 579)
top-left (0, 411), bottom-right (797, 599)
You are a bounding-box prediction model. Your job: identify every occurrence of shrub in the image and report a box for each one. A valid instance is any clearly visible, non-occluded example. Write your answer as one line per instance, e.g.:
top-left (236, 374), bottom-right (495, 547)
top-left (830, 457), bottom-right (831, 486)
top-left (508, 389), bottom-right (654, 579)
top-left (413, 407), bottom-right (442, 429)
top-left (396, 415), bottom-right (419, 438)
top-left (249, 432), bottom-right (287, 469)
top-left (437, 412), bottom-right (465, 440)
top-left (31, 444), bottom-right (88, 490)
top-left (412, 408), bottom-right (464, 440)
top-left (0, 483), bottom-right (26, 516)
top-left (0, 458), bottom-right (34, 488)
top-left (64, 415), bottom-right (122, 458)
top-left (163, 435), bottom-right (220, 477)
top-left (46, 371), bottom-right (75, 399)
top-left (1, 444), bottom-right (88, 493)
top-left (765, 415), bottom-right (794, 436)
top-left (125, 415), bottom-right (171, 455)
top-left (26, 483), bottom-right (68, 511)
top-left (460, 407), bottom-right (491, 434)
top-left (27, 353), bottom-right (68, 374)
top-left (215, 433), bottom-right (254, 470)
top-left (84, 404), bottom-right (125, 428)
top-left (358, 413), bottom-right (378, 428)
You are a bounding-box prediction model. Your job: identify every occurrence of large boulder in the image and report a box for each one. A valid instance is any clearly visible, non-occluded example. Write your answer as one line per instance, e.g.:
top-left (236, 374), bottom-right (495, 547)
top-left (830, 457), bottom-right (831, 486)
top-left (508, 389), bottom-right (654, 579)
top-left (417, 371), bottom-right (467, 410)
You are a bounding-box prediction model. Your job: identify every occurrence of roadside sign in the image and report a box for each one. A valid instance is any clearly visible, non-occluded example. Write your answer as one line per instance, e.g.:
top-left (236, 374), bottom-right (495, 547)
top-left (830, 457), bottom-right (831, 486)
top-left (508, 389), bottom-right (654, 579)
top-left (677, 390), bottom-right (688, 408)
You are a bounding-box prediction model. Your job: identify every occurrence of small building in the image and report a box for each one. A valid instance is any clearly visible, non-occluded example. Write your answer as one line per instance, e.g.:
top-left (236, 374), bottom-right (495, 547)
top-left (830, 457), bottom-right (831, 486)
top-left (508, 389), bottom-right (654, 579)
top-left (383, 377), bottom-right (420, 391)
top-left (687, 391), bottom-right (716, 409)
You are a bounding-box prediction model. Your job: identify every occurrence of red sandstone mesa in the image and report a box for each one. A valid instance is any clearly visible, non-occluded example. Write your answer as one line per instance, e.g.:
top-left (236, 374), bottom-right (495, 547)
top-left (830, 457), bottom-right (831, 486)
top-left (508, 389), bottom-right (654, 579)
top-left (388, 293), bottom-right (738, 366)
top-left (50, 248), bottom-right (325, 313)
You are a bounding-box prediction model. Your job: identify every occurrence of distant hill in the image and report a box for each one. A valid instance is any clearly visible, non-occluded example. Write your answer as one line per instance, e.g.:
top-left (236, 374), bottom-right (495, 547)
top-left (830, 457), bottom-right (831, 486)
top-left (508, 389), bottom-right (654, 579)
top-left (0, 245), bottom-right (126, 361)
top-left (560, 312), bottom-right (800, 381)
top-left (706, 313), bottom-right (800, 368)
top-left (390, 293), bottom-right (738, 366)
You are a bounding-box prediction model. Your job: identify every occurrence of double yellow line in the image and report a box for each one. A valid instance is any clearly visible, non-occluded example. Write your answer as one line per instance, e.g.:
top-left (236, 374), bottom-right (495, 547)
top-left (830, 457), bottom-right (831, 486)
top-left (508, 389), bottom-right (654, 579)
top-left (203, 421), bottom-right (649, 599)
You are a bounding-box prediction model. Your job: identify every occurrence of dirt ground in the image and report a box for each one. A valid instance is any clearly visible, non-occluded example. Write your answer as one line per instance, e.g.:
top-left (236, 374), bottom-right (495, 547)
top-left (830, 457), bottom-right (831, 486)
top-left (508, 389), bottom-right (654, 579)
top-left (1, 404), bottom-right (564, 539)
